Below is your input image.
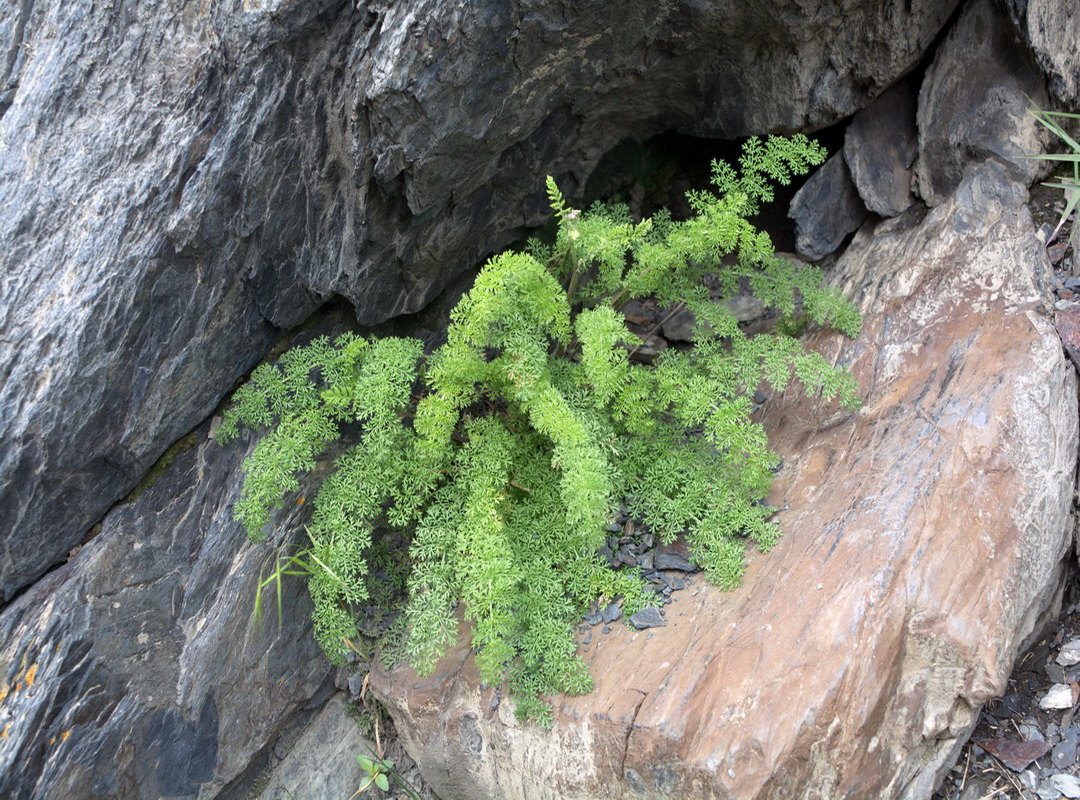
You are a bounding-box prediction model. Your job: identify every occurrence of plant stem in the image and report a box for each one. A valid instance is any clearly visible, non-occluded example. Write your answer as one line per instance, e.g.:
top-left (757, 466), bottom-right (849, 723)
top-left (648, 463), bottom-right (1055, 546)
top-left (628, 301), bottom-right (685, 360)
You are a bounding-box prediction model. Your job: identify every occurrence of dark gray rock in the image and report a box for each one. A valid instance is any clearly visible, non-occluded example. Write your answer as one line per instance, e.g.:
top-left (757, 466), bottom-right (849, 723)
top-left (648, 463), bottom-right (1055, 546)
top-left (789, 152), bottom-right (869, 261)
top-left (914, 0), bottom-right (1050, 207)
top-left (601, 602), bottom-right (622, 624)
top-left (844, 83), bottom-right (918, 218)
top-left (255, 696), bottom-right (369, 800)
top-left (1053, 728), bottom-right (1079, 768)
top-left (628, 606), bottom-right (666, 630)
top-left (0, 415), bottom-right (336, 799)
top-left (654, 552), bottom-right (698, 572)
top-left (1000, 0), bottom-right (1080, 109)
top-left (0, 0), bottom-right (964, 601)
top-left (661, 295), bottom-right (767, 342)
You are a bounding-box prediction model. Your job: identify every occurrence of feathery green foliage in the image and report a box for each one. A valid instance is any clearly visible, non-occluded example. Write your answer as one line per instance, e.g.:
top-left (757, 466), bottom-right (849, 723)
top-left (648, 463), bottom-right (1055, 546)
top-left (219, 135), bottom-right (861, 725)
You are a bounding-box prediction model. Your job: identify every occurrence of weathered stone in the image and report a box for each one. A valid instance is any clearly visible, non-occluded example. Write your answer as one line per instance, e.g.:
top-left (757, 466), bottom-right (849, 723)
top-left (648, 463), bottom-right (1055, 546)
top-left (255, 696), bottom-right (370, 800)
top-left (1053, 729), bottom-right (1079, 768)
top-left (628, 607), bottom-right (666, 631)
top-left (915, 0), bottom-right (1050, 207)
top-left (844, 82), bottom-right (918, 218)
top-left (1051, 773), bottom-right (1080, 799)
top-left (789, 151), bottom-right (869, 261)
top-left (1001, 0), bottom-right (1080, 109)
top-left (1040, 684), bottom-right (1075, 710)
top-left (1058, 639), bottom-right (1080, 667)
top-left (0, 0), bottom-right (965, 601)
top-left (0, 413), bottom-right (337, 799)
top-left (1055, 302), bottom-right (1080, 368)
top-left (370, 161), bottom-right (1077, 800)
top-left (662, 295), bottom-right (767, 342)
top-left (975, 738), bottom-right (1052, 773)
top-left (672, 1), bottom-right (962, 136)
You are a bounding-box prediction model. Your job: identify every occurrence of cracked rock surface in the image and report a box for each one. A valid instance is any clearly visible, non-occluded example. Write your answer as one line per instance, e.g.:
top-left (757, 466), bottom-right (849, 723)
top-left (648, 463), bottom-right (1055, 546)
top-left (369, 162), bottom-right (1078, 800)
top-left (0, 0), bottom-right (960, 602)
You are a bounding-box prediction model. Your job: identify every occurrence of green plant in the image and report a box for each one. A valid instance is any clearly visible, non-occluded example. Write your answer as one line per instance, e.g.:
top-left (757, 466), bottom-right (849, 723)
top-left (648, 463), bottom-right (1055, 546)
top-left (353, 754), bottom-right (392, 796)
top-left (218, 135), bottom-right (861, 725)
top-left (1027, 104), bottom-right (1080, 250)
top-left (352, 753), bottom-right (422, 800)
top-left (348, 674), bottom-right (424, 799)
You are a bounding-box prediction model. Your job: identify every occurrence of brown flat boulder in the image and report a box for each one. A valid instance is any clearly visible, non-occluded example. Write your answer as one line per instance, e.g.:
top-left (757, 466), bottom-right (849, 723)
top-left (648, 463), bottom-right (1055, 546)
top-left (371, 161), bottom-right (1077, 800)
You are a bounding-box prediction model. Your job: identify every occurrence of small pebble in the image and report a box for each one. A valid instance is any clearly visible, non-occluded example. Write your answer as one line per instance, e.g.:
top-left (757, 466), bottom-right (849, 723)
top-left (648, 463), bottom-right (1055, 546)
top-left (1048, 662), bottom-right (1068, 684)
top-left (1051, 773), bottom-right (1080, 799)
top-left (628, 606), bottom-right (667, 630)
top-left (654, 552), bottom-right (697, 572)
top-left (1019, 723), bottom-right (1043, 741)
top-left (1040, 684), bottom-right (1074, 710)
top-left (989, 694), bottom-right (1023, 719)
top-left (1058, 640), bottom-right (1080, 667)
top-left (1020, 769), bottom-right (1040, 791)
top-left (601, 602), bottom-right (622, 623)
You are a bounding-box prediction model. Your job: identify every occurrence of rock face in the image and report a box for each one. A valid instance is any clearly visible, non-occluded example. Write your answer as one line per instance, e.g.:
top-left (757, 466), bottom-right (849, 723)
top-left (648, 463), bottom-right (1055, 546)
top-left (1002, 0), bottom-right (1080, 109)
top-left (0, 416), bottom-right (336, 799)
top-left (254, 696), bottom-right (372, 800)
top-left (789, 151), bottom-right (868, 261)
top-left (3, 0), bottom-right (1076, 798)
top-left (0, 0), bottom-right (962, 602)
top-left (370, 161), bottom-right (1078, 799)
top-left (844, 82), bottom-right (918, 218)
top-left (914, 0), bottom-right (1049, 207)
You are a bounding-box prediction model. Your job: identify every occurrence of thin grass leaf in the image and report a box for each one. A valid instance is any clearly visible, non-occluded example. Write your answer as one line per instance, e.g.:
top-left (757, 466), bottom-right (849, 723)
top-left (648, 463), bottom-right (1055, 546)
top-left (275, 559), bottom-right (284, 629)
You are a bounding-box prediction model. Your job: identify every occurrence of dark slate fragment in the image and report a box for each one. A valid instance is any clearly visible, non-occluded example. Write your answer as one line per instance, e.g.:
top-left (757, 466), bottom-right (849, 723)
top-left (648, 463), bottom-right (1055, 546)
top-left (601, 602), bottom-right (622, 624)
top-left (987, 693), bottom-right (1024, 719)
top-left (973, 737), bottom-right (1051, 772)
top-left (914, 0), bottom-right (1048, 206)
top-left (789, 152), bottom-right (869, 261)
top-left (655, 552), bottom-right (698, 572)
top-left (629, 607), bottom-right (667, 630)
top-left (843, 82), bottom-right (917, 217)
top-left (597, 543), bottom-right (618, 568)
top-left (1054, 728), bottom-right (1079, 768)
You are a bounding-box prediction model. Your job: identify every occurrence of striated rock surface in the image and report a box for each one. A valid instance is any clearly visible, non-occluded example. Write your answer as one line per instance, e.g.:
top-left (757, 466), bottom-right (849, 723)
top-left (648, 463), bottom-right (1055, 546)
top-left (789, 151), bottom-right (868, 261)
top-left (0, 414), bottom-right (336, 800)
top-left (0, 0), bottom-right (963, 602)
top-left (1002, 0), bottom-right (1080, 109)
top-left (254, 695), bottom-right (372, 800)
top-left (370, 162), bottom-right (1077, 800)
top-left (915, 0), bottom-right (1049, 207)
top-left (844, 82), bottom-right (918, 218)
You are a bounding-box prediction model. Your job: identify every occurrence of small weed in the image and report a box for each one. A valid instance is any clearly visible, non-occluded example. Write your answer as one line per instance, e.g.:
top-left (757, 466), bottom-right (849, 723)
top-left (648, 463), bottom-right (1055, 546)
top-left (1027, 104), bottom-right (1080, 250)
